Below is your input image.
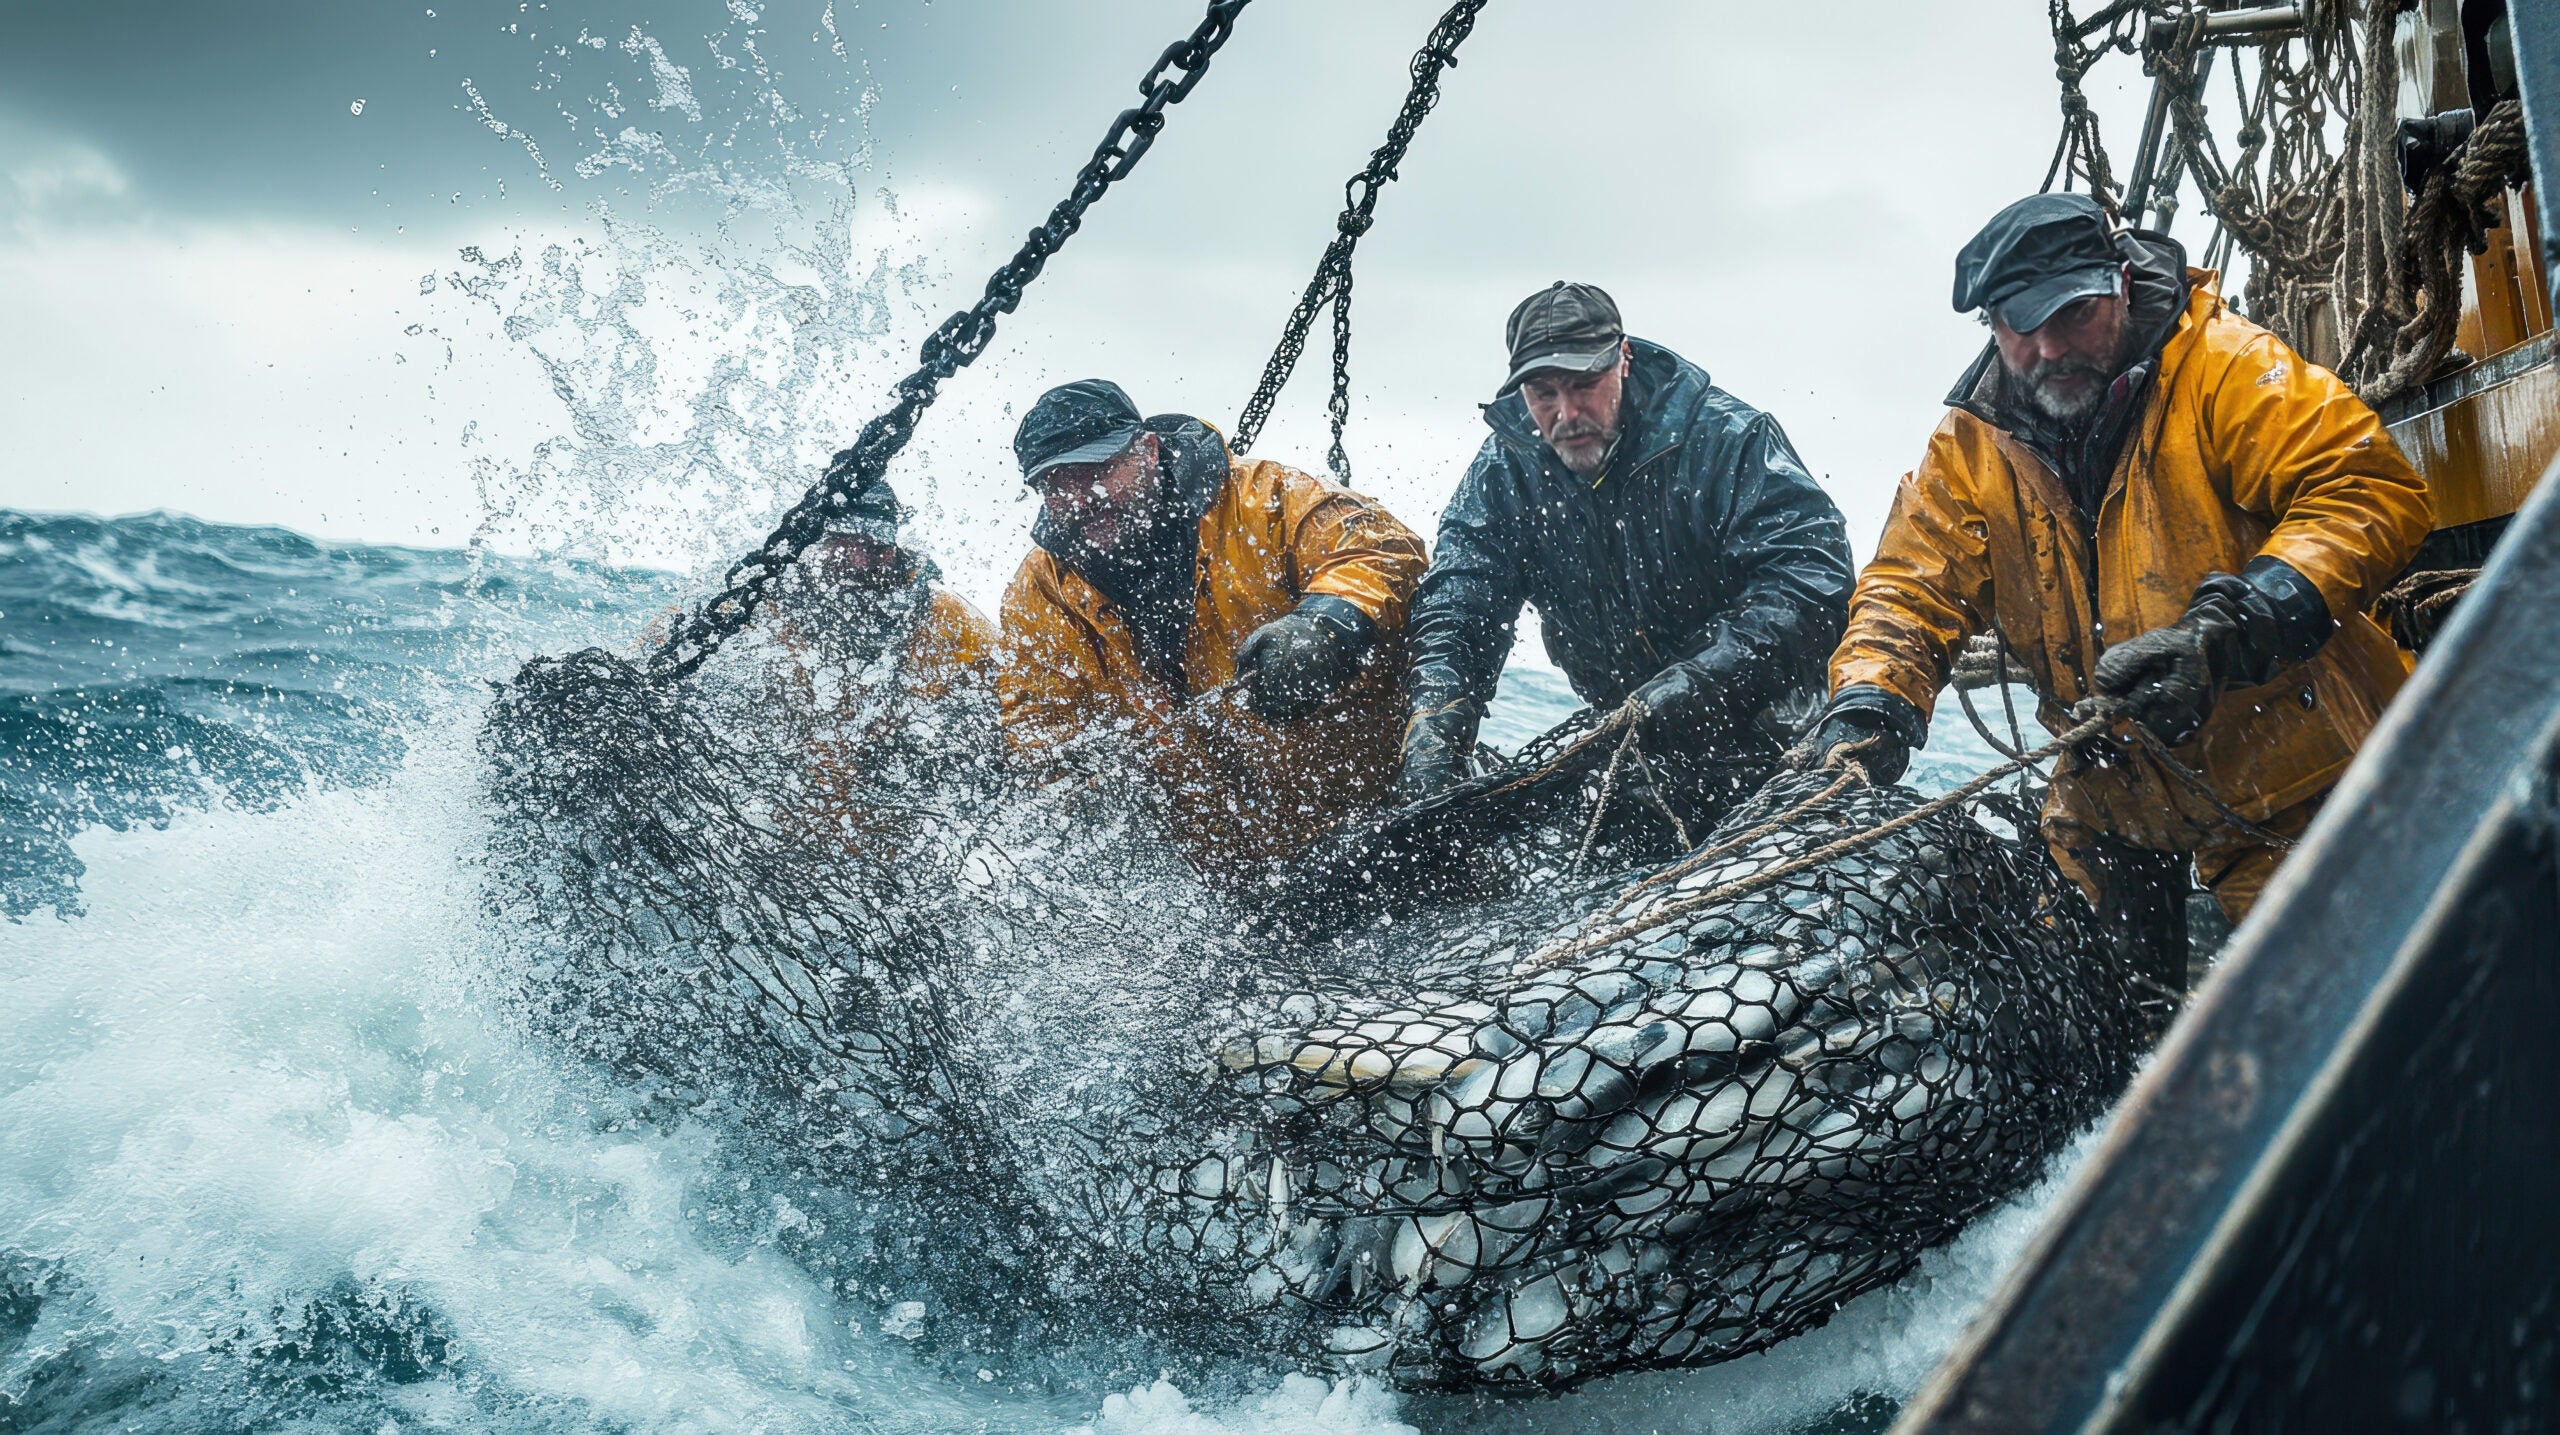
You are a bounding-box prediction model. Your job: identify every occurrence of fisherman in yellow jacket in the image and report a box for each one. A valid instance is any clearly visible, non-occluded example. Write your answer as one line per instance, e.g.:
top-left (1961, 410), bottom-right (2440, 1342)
top-left (998, 379), bottom-right (1427, 872)
top-left (1805, 194), bottom-right (2430, 972)
top-left (763, 478), bottom-right (999, 841)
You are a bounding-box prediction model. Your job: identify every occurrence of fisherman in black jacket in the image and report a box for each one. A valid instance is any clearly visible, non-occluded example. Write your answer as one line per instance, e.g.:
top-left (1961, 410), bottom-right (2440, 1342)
top-left (1395, 282), bottom-right (1855, 855)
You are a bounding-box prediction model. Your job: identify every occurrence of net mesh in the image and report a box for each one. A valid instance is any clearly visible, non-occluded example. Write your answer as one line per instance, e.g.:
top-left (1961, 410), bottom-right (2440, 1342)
top-left (480, 645), bottom-right (2148, 1390)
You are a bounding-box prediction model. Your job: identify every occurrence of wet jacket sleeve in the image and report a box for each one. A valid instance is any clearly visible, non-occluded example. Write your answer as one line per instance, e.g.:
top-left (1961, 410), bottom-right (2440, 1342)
top-left (1828, 424), bottom-right (1998, 721)
top-left (2205, 337), bottom-right (2432, 620)
top-left (1273, 470), bottom-right (1429, 630)
top-left (1405, 442), bottom-right (1528, 715)
top-left (1665, 416), bottom-right (1855, 712)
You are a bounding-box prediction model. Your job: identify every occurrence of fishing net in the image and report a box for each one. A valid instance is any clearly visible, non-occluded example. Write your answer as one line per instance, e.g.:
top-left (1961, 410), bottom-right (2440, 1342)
top-left (1093, 770), bottom-right (2144, 1391)
top-left (484, 638), bottom-right (966, 1093)
top-left (480, 645), bottom-right (2150, 1389)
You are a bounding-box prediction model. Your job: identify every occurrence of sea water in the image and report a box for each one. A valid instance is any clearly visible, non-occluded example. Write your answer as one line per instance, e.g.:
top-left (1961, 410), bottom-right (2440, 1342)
top-left (0, 508), bottom-right (2083, 1433)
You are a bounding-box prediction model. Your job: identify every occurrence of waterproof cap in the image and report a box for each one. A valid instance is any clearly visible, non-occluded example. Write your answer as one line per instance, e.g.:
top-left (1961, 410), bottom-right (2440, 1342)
top-left (1498, 282), bottom-right (1625, 397)
top-left (823, 477), bottom-right (905, 547)
top-left (1954, 193), bottom-right (2127, 332)
top-left (1016, 378), bottom-right (1144, 485)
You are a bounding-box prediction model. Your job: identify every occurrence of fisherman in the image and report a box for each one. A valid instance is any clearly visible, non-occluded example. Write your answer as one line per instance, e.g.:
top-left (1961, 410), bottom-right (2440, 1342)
top-left (1394, 281), bottom-right (1857, 856)
top-left (765, 478), bottom-right (1000, 834)
top-left (1807, 193), bottom-right (2431, 971)
top-left (999, 379), bottom-right (1428, 870)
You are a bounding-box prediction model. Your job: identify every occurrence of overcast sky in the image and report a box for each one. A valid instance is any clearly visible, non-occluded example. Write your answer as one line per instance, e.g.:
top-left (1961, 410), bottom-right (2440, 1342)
top-left (0, 0), bottom-right (2167, 607)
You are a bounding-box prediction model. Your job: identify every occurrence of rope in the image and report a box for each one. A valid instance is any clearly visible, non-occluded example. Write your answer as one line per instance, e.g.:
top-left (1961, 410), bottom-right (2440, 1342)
top-left (2354, 100), bottom-right (2532, 405)
top-left (2071, 3), bottom-right (2530, 405)
top-left (2376, 566), bottom-right (2478, 650)
top-left (1605, 766), bottom-right (1865, 917)
top-left (1519, 689), bottom-right (2298, 975)
top-left (1626, 744), bottom-right (1695, 852)
top-left (1232, 0), bottom-right (1489, 479)
top-left (2043, 0), bottom-right (2146, 213)
top-left (1521, 712), bottom-right (2113, 974)
top-left (2122, 718), bottom-right (2303, 849)
top-left (1567, 718), bottom-right (1642, 874)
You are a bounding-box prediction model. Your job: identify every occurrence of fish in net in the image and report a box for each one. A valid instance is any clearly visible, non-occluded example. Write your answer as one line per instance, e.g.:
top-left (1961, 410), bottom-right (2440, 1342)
top-left (479, 644), bottom-right (2148, 1390)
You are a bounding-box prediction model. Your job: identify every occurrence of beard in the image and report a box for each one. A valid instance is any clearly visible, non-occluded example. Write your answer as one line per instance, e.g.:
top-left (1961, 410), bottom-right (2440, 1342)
top-left (1547, 419), bottom-right (1614, 475)
top-left (2014, 355), bottom-right (2114, 431)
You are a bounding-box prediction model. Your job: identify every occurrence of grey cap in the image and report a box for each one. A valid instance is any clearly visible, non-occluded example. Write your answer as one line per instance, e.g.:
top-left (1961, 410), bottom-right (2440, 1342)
top-left (1954, 193), bottom-right (2128, 332)
top-left (1015, 379), bottom-right (1145, 485)
top-left (1498, 282), bottom-right (1626, 397)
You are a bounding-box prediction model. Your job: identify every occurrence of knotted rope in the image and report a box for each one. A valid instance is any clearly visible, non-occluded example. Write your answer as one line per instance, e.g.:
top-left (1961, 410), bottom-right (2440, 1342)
top-left (1521, 690), bottom-right (2294, 975)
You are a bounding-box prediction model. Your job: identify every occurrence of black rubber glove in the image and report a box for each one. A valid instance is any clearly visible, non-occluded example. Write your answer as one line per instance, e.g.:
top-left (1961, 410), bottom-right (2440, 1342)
top-left (1390, 668), bottom-right (1479, 807)
top-left (1234, 595), bottom-right (1376, 723)
top-left (1627, 659), bottom-right (1727, 739)
top-left (1797, 687), bottom-right (1924, 786)
top-left (2094, 557), bottom-right (2331, 748)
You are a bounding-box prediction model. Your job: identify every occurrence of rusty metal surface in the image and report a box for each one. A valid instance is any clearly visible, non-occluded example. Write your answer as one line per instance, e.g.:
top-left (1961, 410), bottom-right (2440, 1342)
top-left (1890, 442), bottom-right (2560, 1433)
top-left (2384, 332), bottom-right (2560, 527)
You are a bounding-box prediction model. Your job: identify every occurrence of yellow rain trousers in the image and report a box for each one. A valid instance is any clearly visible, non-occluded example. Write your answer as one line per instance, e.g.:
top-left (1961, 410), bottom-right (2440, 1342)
top-left (1831, 271), bottom-right (2431, 919)
top-left (1000, 455), bottom-right (1427, 872)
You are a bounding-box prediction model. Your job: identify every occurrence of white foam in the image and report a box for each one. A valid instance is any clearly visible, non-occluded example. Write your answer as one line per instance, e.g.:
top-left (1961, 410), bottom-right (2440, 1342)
top-left (0, 726), bottom-right (993, 1428)
top-left (1070, 1376), bottom-right (1416, 1435)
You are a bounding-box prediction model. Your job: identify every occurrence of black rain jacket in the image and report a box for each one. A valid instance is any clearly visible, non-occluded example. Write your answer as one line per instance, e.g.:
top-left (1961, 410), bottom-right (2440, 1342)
top-left (1409, 338), bottom-right (1855, 746)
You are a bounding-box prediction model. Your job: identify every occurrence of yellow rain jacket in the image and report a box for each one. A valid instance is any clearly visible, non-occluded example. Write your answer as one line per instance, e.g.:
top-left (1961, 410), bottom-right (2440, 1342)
top-left (1831, 269), bottom-right (2431, 916)
top-left (1001, 430), bottom-right (1427, 872)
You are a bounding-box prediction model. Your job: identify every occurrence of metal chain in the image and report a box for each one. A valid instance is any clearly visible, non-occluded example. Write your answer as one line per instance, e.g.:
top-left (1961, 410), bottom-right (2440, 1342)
top-left (647, 0), bottom-right (1256, 682)
top-left (1232, 0), bottom-right (1489, 480)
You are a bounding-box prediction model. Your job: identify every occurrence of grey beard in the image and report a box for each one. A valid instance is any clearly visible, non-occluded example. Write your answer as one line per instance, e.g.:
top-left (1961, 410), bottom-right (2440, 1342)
top-left (1549, 427), bottom-right (1620, 479)
top-left (2006, 358), bottom-right (2112, 438)
top-left (2025, 372), bottom-right (2105, 430)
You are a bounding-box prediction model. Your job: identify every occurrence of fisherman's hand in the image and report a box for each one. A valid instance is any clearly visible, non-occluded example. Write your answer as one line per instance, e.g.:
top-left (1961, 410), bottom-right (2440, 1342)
top-left (1794, 687), bottom-right (1922, 786)
top-left (2093, 611), bottom-right (2232, 748)
top-left (1627, 660), bottom-right (1725, 739)
top-left (1235, 597), bottom-right (1375, 723)
top-left (1390, 699), bottom-right (1476, 808)
top-left (2096, 563), bottom-right (2325, 749)
top-left (1390, 744), bottom-right (1461, 809)
top-left (1799, 711), bottom-right (1910, 785)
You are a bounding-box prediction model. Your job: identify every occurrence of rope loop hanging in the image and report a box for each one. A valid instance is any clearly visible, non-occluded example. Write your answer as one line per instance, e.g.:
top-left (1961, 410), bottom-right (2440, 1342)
top-left (644, 0), bottom-right (1257, 684)
top-left (1233, 0), bottom-right (1491, 481)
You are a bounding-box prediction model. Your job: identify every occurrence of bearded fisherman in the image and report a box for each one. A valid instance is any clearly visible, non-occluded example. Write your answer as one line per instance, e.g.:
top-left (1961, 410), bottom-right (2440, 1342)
top-left (759, 478), bottom-right (1000, 842)
top-left (998, 379), bottom-right (1428, 871)
top-left (1395, 281), bottom-right (1856, 859)
top-left (1807, 193), bottom-right (2430, 974)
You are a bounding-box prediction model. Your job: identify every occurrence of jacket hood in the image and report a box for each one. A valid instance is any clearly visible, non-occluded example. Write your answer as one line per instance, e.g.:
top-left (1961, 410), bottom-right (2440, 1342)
top-left (1482, 337), bottom-right (1711, 486)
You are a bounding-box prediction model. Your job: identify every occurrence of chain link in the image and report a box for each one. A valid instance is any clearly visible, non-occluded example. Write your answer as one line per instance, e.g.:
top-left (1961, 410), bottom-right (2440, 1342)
top-left (1233, 0), bottom-right (1489, 481)
top-left (646, 0), bottom-right (1256, 683)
